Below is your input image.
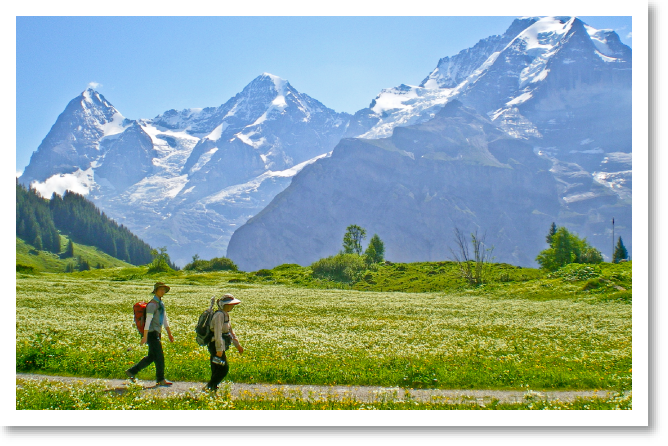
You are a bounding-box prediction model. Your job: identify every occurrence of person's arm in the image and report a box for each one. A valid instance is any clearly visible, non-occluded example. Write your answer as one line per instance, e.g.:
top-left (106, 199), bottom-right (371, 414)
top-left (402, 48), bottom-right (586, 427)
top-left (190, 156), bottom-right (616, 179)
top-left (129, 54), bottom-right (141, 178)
top-left (164, 311), bottom-right (174, 342)
top-left (229, 327), bottom-right (243, 354)
top-left (213, 312), bottom-right (224, 356)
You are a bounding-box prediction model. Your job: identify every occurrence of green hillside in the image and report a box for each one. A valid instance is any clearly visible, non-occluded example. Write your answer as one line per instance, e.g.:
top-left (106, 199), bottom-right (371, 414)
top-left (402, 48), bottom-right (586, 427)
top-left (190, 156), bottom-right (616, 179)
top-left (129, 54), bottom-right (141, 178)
top-left (16, 235), bottom-right (133, 273)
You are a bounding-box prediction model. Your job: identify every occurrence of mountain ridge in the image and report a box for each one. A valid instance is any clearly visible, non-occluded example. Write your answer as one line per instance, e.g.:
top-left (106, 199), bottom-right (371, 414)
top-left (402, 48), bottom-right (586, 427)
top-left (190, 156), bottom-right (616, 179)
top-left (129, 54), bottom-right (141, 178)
top-left (19, 16), bottom-right (632, 268)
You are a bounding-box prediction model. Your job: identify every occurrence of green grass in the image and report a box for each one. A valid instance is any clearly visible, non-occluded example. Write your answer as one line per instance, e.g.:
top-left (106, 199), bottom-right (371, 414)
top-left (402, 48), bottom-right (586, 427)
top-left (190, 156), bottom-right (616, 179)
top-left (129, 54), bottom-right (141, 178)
top-left (16, 379), bottom-right (632, 410)
top-left (16, 263), bottom-right (632, 391)
top-left (225, 260), bottom-right (632, 303)
top-left (16, 236), bottom-right (133, 273)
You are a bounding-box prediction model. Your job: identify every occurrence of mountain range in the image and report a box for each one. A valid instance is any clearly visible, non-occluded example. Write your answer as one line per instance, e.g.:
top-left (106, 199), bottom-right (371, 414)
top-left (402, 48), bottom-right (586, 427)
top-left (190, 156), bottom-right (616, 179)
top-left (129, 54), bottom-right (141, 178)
top-left (19, 16), bottom-right (632, 269)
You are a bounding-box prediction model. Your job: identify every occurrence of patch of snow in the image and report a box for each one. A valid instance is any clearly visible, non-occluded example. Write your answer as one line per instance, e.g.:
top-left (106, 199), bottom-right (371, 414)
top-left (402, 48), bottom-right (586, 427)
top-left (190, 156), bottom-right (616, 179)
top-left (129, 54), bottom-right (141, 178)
top-left (127, 174), bottom-right (190, 204)
top-left (562, 191), bottom-right (599, 203)
top-left (189, 147), bottom-right (219, 174)
top-left (371, 86), bottom-right (419, 115)
top-left (203, 152), bottom-right (330, 204)
top-left (585, 26), bottom-right (614, 55)
top-left (205, 122), bottom-right (229, 141)
top-left (235, 131), bottom-right (266, 149)
top-left (595, 52), bottom-right (618, 63)
top-left (361, 86), bottom-right (455, 139)
top-left (506, 92), bottom-right (533, 106)
top-left (99, 113), bottom-right (127, 138)
top-left (592, 170), bottom-right (632, 200)
top-left (515, 17), bottom-right (572, 52)
top-left (569, 147), bottom-right (604, 154)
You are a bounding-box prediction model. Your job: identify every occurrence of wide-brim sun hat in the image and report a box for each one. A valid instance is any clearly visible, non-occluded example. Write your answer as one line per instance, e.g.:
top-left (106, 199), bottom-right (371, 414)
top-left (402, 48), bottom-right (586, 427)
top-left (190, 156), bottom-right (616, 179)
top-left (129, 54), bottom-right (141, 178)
top-left (219, 293), bottom-right (241, 305)
top-left (152, 282), bottom-right (171, 293)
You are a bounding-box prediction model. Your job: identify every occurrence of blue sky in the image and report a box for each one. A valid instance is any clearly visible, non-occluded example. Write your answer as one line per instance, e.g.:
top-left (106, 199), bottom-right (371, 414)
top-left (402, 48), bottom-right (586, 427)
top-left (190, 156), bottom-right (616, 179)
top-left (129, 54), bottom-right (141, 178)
top-left (15, 15), bottom-right (632, 173)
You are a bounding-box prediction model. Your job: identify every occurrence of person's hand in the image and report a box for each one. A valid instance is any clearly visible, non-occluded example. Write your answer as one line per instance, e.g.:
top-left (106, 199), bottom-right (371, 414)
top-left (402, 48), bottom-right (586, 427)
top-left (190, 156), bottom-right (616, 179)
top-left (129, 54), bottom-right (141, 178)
top-left (236, 344), bottom-right (244, 355)
top-left (168, 333), bottom-right (175, 343)
top-left (216, 351), bottom-right (223, 357)
top-left (141, 334), bottom-right (148, 344)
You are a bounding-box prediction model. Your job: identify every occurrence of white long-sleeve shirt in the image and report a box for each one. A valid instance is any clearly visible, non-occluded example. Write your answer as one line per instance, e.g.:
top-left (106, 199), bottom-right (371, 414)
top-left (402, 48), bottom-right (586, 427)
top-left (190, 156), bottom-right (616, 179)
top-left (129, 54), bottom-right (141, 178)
top-left (210, 310), bottom-right (237, 352)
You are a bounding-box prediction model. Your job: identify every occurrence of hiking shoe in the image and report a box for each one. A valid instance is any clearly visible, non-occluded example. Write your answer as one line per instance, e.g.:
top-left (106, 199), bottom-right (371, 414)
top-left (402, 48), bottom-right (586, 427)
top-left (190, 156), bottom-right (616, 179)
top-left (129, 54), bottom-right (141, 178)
top-left (157, 379), bottom-right (173, 387)
top-left (125, 370), bottom-right (137, 382)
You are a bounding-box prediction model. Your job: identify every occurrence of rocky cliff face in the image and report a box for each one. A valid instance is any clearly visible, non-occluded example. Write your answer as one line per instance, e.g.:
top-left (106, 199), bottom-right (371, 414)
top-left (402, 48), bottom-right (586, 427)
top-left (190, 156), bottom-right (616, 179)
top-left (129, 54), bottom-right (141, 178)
top-left (227, 101), bottom-right (562, 271)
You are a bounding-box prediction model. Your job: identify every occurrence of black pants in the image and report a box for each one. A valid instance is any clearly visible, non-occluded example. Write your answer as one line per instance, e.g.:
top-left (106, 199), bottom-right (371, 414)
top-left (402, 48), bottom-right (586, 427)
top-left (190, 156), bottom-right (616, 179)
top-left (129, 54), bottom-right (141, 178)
top-left (206, 341), bottom-right (229, 390)
top-left (128, 331), bottom-right (165, 382)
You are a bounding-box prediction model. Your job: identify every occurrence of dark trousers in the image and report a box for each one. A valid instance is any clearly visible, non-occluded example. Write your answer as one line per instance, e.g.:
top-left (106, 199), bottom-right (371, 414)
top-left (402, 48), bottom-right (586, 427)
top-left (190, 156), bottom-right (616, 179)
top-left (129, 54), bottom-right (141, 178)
top-left (206, 341), bottom-right (229, 390)
top-left (128, 331), bottom-right (165, 382)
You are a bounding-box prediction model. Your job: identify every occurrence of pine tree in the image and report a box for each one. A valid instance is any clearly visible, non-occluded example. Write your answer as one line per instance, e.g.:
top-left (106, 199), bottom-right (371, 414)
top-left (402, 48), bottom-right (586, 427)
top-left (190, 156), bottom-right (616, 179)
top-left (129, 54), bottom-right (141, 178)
top-left (613, 237), bottom-right (629, 263)
top-left (546, 222), bottom-right (557, 245)
top-left (65, 240), bottom-right (74, 258)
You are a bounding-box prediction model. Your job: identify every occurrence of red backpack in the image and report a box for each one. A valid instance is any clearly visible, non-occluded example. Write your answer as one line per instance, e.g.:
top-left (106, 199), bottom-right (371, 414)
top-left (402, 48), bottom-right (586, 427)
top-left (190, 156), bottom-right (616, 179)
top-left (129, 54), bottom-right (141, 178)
top-left (133, 301), bottom-right (148, 335)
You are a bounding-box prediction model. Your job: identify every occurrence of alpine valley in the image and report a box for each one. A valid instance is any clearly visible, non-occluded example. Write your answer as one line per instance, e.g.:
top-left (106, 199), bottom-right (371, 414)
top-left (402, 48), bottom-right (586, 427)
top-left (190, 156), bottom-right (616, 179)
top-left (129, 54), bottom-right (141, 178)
top-left (20, 17), bottom-right (632, 270)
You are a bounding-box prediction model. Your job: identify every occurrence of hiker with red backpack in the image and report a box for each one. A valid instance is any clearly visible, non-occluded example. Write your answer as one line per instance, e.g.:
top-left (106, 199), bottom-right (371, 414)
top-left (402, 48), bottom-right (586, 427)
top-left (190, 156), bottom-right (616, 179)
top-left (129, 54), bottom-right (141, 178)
top-left (203, 294), bottom-right (244, 392)
top-left (126, 282), bottom-right (175, 387)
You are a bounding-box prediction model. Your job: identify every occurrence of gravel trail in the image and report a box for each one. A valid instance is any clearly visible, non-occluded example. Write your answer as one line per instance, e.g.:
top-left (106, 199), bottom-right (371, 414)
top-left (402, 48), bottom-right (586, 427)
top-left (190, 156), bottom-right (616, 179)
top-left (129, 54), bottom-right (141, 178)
top-left (16, 373), bottom-right (620, 405)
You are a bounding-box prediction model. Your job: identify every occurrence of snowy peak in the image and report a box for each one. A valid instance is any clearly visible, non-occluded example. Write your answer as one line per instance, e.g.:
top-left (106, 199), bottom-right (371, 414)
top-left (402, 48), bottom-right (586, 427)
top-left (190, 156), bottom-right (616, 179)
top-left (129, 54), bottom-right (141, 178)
top-left (20, 88), bottom-right (132, 185)
top-left (420, 17), bottom-right (538, 89)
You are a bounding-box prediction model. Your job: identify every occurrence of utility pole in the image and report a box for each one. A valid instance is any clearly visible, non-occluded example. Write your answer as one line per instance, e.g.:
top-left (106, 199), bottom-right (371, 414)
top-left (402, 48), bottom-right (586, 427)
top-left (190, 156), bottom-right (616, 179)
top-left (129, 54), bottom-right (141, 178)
top-left (612, 217), bottom-right (615, 263)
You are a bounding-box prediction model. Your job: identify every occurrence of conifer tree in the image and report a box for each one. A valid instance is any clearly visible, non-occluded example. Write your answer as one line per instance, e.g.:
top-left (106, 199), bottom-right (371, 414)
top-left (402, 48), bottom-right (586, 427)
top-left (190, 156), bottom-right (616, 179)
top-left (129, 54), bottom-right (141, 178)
top-left (613, 237), bottom-right (629, 263)
top-left (65, 240), bottom-right (74, 258)
top-left (546, 222), bottom-right (557, 245)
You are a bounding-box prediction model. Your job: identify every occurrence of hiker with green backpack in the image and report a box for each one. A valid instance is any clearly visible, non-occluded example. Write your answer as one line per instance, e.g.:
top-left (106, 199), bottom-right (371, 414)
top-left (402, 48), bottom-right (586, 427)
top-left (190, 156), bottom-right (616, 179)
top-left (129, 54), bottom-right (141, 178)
top-left (127, 282), bottom-right (175, 387)
top-left (202, 294), bottom-right (244, 392)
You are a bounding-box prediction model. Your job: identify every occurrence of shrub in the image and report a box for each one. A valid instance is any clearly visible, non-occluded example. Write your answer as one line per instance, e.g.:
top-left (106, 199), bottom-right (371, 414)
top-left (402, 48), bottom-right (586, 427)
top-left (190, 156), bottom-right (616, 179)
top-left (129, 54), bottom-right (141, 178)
top-left (147, 247), bottom-right (175, 274)
top-left (16, 264), bottom-right (36, 274)
top-left (208, 257), bottom-right (238, 272)
top-left (582, 278), bottom-right (603, 291)
top-left (183, 256), bottom-right (238, 272)
top-left (548, 264), bottom-right (602, 281)
top-left (311, 253), bottom-right (367, 283)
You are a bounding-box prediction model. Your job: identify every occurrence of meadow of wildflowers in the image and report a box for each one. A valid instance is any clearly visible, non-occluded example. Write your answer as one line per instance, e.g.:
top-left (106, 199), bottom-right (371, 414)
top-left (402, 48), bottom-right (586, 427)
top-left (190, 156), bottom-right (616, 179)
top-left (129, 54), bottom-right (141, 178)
top-left (16, 271), bottom-right (631, 391)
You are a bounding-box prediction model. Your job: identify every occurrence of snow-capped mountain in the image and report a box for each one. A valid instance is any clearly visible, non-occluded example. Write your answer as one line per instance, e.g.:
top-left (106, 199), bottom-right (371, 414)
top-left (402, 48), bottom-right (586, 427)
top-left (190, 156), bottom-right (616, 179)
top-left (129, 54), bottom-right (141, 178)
top-left (228, 100), bottom-right (564, 271)
top-left (228, 16), bottom-right (632, 269)
top-left (21, 89), bottom-right (138, 186)
top-left (20, 75), bottom-right (352, 265)
top-left (20, 17), bottom-right (632, 269)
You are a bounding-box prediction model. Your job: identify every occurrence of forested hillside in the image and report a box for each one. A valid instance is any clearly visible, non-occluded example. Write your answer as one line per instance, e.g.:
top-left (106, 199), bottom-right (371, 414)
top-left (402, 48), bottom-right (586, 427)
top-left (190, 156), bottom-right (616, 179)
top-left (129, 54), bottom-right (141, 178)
top-left (16, 182), bottom-right (153, 265)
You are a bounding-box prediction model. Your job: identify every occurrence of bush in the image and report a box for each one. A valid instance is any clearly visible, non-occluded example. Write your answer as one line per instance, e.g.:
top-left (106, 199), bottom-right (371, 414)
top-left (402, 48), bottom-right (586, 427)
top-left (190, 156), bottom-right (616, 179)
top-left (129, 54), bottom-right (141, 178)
top-left (16, 263), bottom-right (36, 274)
top-left (311, 253), bottom-right (367, 283)
top-left (548, 264), bottom-right (602, 281)
top-left (183, 256), bottom-right (238, 272)
top-left (582, 278), bottom-right (603, 291)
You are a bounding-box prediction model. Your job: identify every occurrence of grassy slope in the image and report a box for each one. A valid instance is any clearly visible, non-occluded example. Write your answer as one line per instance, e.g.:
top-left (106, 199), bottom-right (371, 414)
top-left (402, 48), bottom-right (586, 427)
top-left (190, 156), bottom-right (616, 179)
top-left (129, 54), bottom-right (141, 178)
top-left (226, 261), bottom-right (632, 303)
top-left (16, 235), bottom-right (133, 273)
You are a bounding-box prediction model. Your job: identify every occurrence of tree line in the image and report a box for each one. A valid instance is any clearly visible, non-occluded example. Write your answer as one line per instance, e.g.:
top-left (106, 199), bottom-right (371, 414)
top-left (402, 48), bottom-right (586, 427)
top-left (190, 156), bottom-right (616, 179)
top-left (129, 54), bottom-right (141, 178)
top-left (16, 182), bottom-right (154, 266)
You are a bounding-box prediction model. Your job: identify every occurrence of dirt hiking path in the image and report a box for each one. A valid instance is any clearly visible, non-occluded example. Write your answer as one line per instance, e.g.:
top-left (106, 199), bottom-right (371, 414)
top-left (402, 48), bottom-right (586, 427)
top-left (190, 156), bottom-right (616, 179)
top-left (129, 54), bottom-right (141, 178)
top-left (16, 373), bottom-right (622, 405)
